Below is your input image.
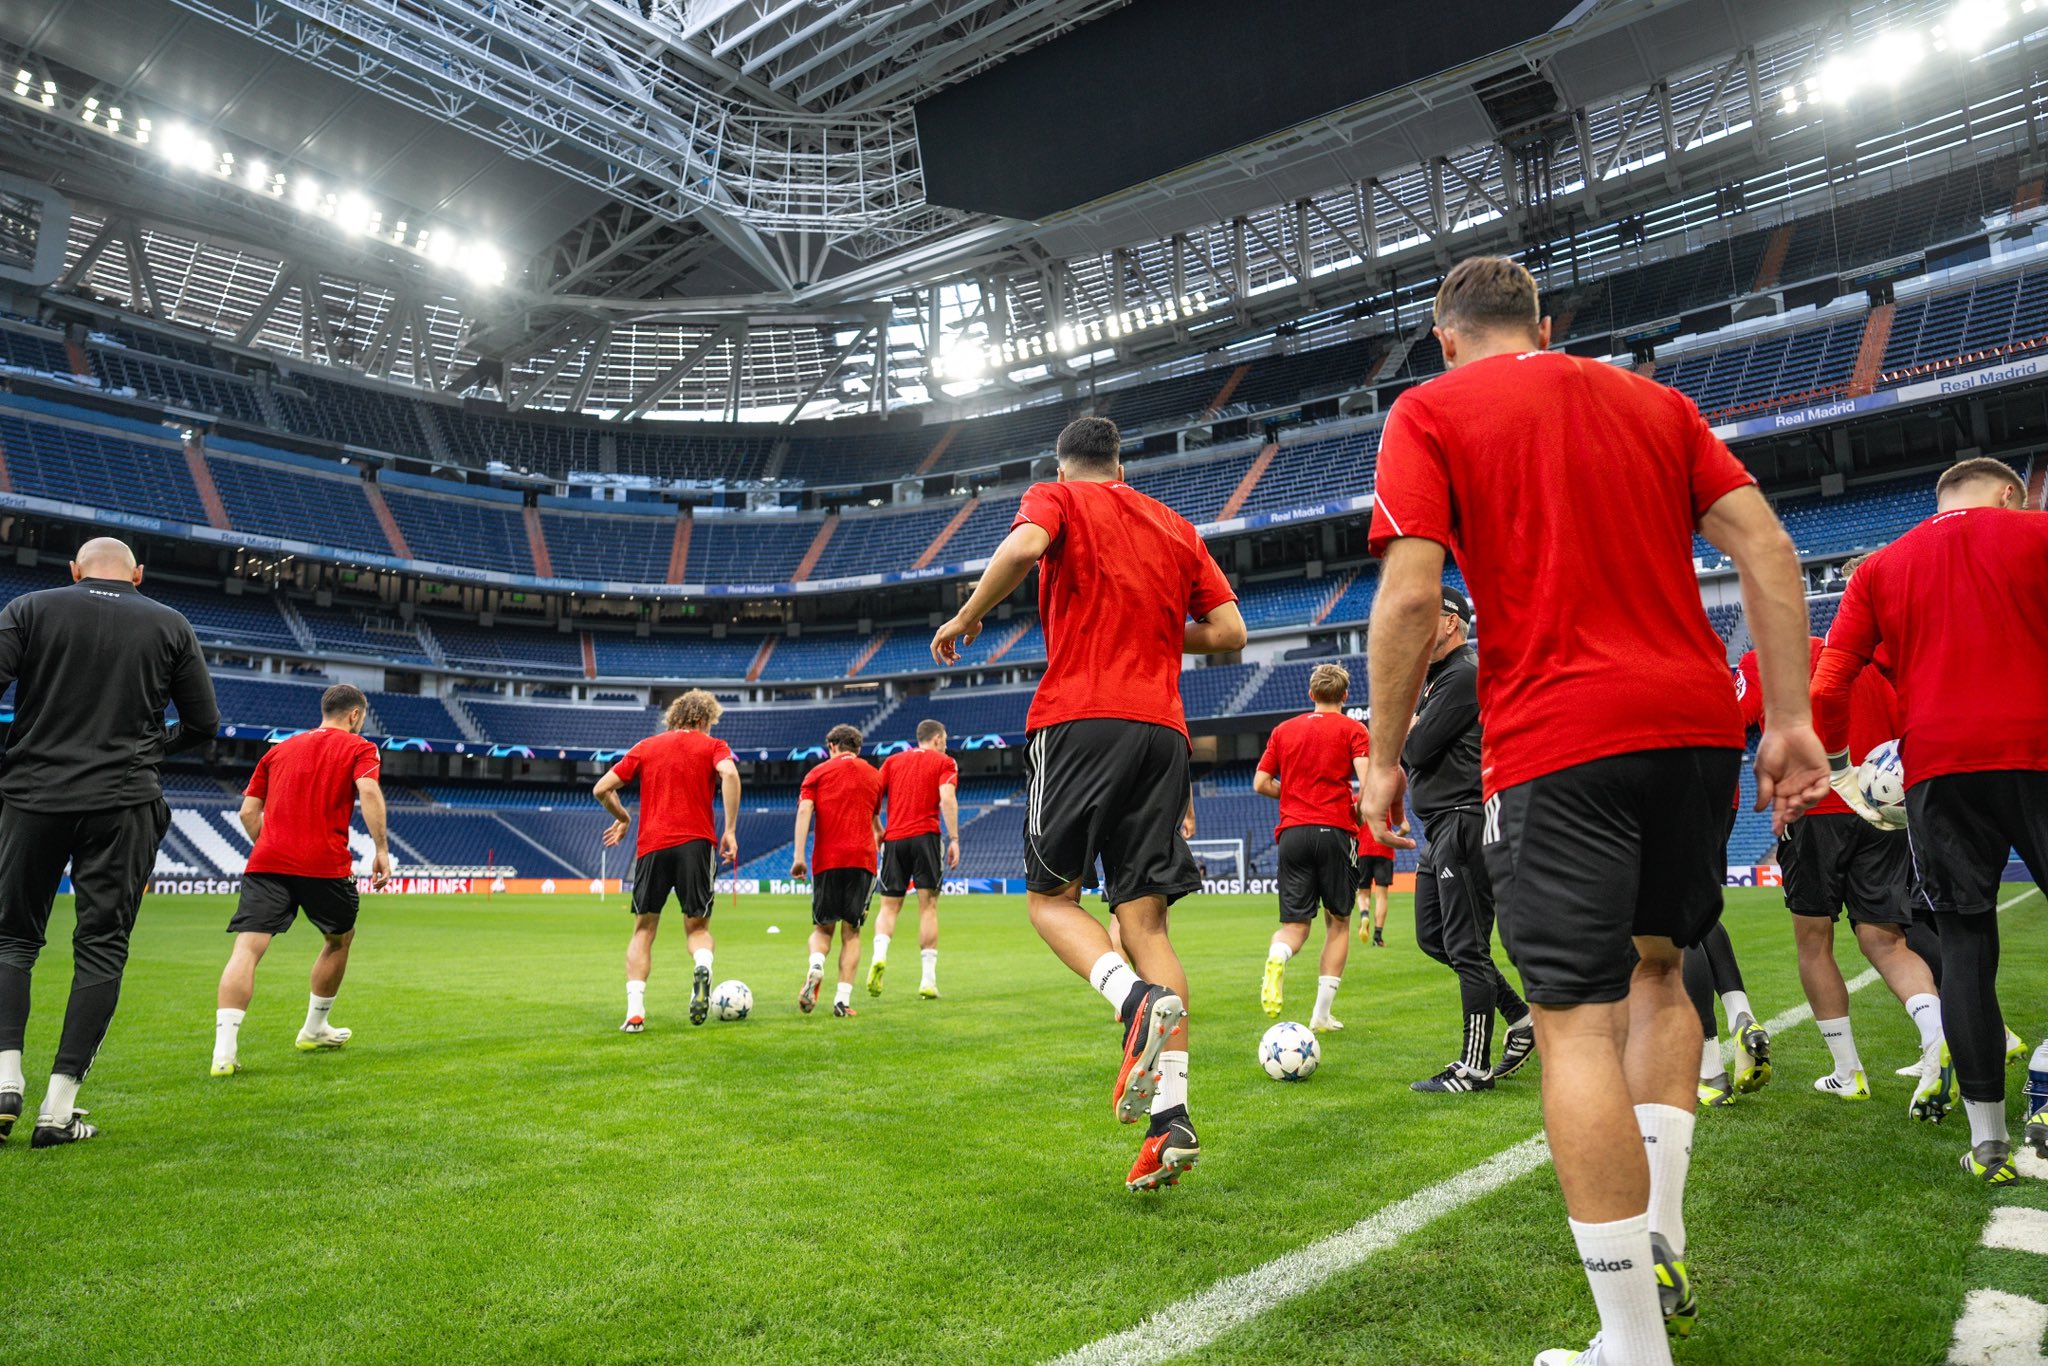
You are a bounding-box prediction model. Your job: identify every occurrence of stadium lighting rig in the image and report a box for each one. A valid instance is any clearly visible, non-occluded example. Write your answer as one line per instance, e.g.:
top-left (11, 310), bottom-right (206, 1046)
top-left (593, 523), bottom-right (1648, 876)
top-left (1776, 1), bottom-right (2035, 116)
top-left (7, 67), bottom-right (509, 288)
top-left (929, 291), bottom-right (1222, 380)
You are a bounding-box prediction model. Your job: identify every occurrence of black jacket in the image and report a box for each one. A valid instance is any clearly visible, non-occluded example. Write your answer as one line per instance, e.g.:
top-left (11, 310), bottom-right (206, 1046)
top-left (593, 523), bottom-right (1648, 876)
top-left (0, 578), bottom-right (219, 810)
top-left (1402, 643), bottom-right (1482, 819)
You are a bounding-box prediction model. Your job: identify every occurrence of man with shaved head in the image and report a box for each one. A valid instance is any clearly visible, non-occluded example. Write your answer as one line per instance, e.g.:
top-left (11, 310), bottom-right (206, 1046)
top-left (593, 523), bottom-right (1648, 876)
top-left (0, 536), bottom-right (218, 1148)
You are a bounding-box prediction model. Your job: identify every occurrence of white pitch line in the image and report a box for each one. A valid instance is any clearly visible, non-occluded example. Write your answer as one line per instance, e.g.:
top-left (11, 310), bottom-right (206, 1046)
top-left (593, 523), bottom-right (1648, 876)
top-left (1057, 968), bottom-right (1888, 1366)
top-left (2002, 887), bottom-right (2042, 912)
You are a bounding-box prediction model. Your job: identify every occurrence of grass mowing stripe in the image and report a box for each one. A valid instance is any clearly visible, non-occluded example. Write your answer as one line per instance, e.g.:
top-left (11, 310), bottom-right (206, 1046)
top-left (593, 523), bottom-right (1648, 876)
top-left (1063, 963), bottom-right (1894, 1366)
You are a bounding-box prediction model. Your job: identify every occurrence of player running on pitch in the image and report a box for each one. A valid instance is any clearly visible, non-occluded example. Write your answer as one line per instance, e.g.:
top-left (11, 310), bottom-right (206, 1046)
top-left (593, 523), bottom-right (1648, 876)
top-left (1254, 663), bottom-right (1368, 1032)
top-left (1811, 456), bottom-right (2048, 1184)
top-left (212, 684), bottom-right (392, 1076)
top-left (1361, 256), bottom-right (1827, 1365)
top-left (1356, 722), bottom-right (1405, 948)
top-left (932, 414), bottom-right (1246, 1193)
top-left (594, 690), bottom-right (740, 1032)
top-left (870, 719), bottom-right (960, 1000)
top-left (792, 724), bottom-right (884, 1018)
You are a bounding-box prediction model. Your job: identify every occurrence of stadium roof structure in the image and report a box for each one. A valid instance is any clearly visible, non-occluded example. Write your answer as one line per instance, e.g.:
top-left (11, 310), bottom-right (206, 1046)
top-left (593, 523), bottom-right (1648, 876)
top-left (0, 0), bottom-right (2024, 425)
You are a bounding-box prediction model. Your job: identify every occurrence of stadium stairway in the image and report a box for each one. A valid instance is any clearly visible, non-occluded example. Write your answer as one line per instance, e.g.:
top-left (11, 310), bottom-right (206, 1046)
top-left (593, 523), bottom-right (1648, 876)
top-left (172, 808), bottom-right (246, 874)
top-left (363, 482), bottom-right (412, 558)
top-left (746, 637), bottom-right (777, 682)
top-left (1311, 571), bottom-right (1355, 626)
top-left (1848, 303), bottom-right (1896, 398)
top-left (984, 619), bottom-right (1034, 663)
top-left (1216, 444), bottom-right (1278, 521)
top-left (1751, 224), bottom-right (1794, 294)
top-left (913, 496), bottom-right (979, 570)
top-left (580, 633), bottom-right (597, 679)
top-left (1224, 663), bottom-right (1273, 716)
top-left (275, 599), bottom-right (319, 653)
top-left (522, 506), bottom-right (555, 578)
top-left (1206, 364), bottom-right (1251, 414)
top-left (183, 435), bottom-right (232, 530)
top-left (790, 514), bottom-right (839, 583)
top-left (445, 696), bottom-right (489, 743)
top-left (414, 620), bottom-right (450, 667)
top-left (666, 516), bottom-right (692, 584)
top-left (914, 424), bottom-right (961, 476)
top-left (847, 632), bottom-right (890, 677)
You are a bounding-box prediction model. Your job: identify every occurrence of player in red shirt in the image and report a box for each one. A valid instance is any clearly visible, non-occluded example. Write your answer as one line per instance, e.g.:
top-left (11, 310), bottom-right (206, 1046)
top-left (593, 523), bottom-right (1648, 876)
top-left (1254, 663), bottom-right (1369, 1031)
top-left (1360, 257), bottom-right (1827, 1365)
top-left (595, 689), bottom-right (740, 1032)
top-left (211, 684), bottom-right (391, 1077)
top-left (1354, 738), bottom-right (1405, 949)
top-left (870, 719), bottom-right (960, 1001)
top-left (792, 724), bottom-right (885, 1017)
top-left (1811, 456), bottom-right (2048, 1183)
top-left (931, 415), bottom-right (1246, 1193)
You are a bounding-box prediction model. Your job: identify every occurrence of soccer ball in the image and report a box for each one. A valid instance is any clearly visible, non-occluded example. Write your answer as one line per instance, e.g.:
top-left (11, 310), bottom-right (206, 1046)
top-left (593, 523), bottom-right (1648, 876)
top-left (1859, 739), bottom-right (1907, 826)
top-left (1259, 1021), bottom-right (1321, 1081)
top-left (709, 980), bottom-right (753, 1021)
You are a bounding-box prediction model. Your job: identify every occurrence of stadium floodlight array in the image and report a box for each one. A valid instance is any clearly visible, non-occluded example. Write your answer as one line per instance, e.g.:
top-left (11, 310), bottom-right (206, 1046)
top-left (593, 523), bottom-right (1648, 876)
top-left (931, 291), bottom-right (1221, 380)
top-left (1777, 1), bottom-right (2037, 116)
top-left (5, 67), bottom-right (507, 288)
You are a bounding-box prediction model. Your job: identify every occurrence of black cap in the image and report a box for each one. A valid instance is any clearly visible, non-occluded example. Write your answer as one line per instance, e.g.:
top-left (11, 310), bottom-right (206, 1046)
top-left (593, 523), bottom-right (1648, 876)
top-left (1441, 585), bottom-right (1473, 625)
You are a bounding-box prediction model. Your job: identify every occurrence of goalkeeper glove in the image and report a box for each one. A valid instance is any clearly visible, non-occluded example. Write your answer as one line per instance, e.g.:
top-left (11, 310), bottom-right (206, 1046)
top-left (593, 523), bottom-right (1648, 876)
top-left (1827, 750), bottom-right (1893, 830)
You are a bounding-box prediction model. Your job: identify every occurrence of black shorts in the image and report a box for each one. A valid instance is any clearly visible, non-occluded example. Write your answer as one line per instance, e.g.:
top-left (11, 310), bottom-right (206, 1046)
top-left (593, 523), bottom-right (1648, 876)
top-left (1486, 746), bottom-right (1741, 1007)
top-left (878, 834), bottom-right (943, 899)
top-left (1780, 812), bottom-right (1909, 925)
top-left (228, 873), bottom-right (359, 937)
top-left (812, 867), bottom-right (875, 929)
top-left (633, 839), bottom-right (716, 918)
top-left (1024, 719), bottom-right (1201, 907)
top-left (1908, 770), bottom-right (2048, 916)
top-left (1359, 855), bottom-right (1394, 888)
top-left (1277, 826), bottom-right (1357, 922)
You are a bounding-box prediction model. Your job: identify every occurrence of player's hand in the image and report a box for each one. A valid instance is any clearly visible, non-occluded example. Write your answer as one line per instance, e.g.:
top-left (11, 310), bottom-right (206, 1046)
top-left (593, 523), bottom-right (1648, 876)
top-left (1825, 752), bottom-right (1891, 830)
top-left (370, 849), bottom-right (393, 889)
top-left (931, 613), bottom-right (982, 666)
top-left (790, 859), bottom-right (808, 880)
top-left (601, 818), bottom-right (630, 848)
top-left (1181, 809), bottom-right (1197, 840)
top-left (1360, 764), bottom-right (1416, 850)
top-left (1754, 723), bottom-right (1831, 836)
top-left (947, 837), bottom-right (960, 870)
top-left (720, 831), bottom-right (739, 864)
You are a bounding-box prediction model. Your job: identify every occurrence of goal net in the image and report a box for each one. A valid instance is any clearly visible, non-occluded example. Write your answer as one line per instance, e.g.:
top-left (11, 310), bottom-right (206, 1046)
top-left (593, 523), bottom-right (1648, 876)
top-left (1187, 838), bottom-right (1246, 887)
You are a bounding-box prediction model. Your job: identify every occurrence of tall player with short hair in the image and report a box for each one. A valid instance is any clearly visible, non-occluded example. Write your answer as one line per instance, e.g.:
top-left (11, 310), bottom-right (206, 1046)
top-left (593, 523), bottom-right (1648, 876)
top-left (870, 719), bottom-right (960, 1000)
top-left (594, 689), bottom-right (740, 1032)
top-left (792, 724), bottom-right (885, 1018)
top-left (932, 414), bottom-right (1246, 1193)
top-left (1254, 663), bottom-right (1368, 1032)
top-left (212, 684), bottom-right (392, 1076)
top-left (1811, 455), bottom-right (2048, 1184)
top-left (1362, 256), bottom-right (1828, 1365)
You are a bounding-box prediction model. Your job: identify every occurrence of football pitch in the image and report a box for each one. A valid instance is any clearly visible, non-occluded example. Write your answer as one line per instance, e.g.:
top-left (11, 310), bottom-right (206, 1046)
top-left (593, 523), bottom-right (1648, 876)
top-left (6, 887), bottom-right (2045, 1364)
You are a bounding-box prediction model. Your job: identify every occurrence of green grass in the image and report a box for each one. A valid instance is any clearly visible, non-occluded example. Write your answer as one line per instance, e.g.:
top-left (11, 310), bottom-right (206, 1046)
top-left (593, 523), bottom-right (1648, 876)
top-left (3, 887), bottom-right (2042, 1363)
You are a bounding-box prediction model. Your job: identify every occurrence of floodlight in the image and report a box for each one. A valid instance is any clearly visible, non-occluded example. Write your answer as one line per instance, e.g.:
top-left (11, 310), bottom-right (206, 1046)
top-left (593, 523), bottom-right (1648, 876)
top-left (1868, 29), bottom-right (1925, 80)
top-left (135, 116), bottom-right (151, 145)
top-left (106, 106), bottom-right (122, 135)
top-left (13, 70), bottom-right (30, 98)
top-left (81, 96), bottom-right (98, 124)
top-left (1106, 314), bottom-right (1122, 338)
top-left (1816, 57), bottom-right (1860, 103)
top-left (291, 176), bottom-right (321, 211)
top-left (1949, 0), bottom-right (2010, 46)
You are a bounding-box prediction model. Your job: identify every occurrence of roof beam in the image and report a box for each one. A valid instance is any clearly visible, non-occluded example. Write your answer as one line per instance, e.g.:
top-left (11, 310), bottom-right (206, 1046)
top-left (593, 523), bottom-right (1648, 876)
top-left (614, 322), bottom-right (738, 420)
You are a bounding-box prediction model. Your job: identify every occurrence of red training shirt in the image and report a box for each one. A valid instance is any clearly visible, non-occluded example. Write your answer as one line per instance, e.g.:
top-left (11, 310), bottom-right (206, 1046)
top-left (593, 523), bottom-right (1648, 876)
top-left (1358, 732), bottom-right (1408, 860)
top-left (609, 727), bottom-right (735, 859)
top-left (1816, 506), bottom-right (2048, 786)
top-left (800, 751), bottom-right (884, 873)
top-left (1737, 637), bottom-right (1898, 817)
top-left (1367, 351), bottom-right (1752, 797)
top-left (245, 726), bottom-right (381, 878)
top-left (1257, 709), bottom-right (1369, 840)
top-left (880, 745), bottom-right (958, 841)
top-left (1012, 480), bottom-right (1236, 740)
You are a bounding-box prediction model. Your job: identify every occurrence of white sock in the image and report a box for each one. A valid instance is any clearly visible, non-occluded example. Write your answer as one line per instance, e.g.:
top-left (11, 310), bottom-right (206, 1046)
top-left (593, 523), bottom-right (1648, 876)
top-left (1721, 989), bottom-right (1754, 1026)
top-left (1091, 952), bottom-right (1140, 1014)
top-left (1506, 1012), bottom-right (1533, 1033)
top-left (1817, 1016), bottom-right (1861, 1077)
top-left (1568, 1213), bottom-right (1673, 1366)
top-left (873, 932), bottom-right (891, 965)
top-left (920, 948), bottom-right (937, 984)
top-left (692, 947), bottom-right (714, 974)
top-left (1635, 1103), bottom-right (1696, 1259)
top-left (808, 951), bottom-right (827, 976)
top-left (215, 1008), bottom-right (246, 1064)
top-left (302, 994), bottom-right (336, 1037)
top-left (626, 979), bottom-right (647, 1018)
top-left (1968, 1098), bottom-right (2011, 1148)
top-left (1153, 1050), bottom-right (1189, 1114)
top-left (1267, 939), bottom-right (1293, 965)
top-left (0, 1048), bottom-right (23, 1094)
top-left (1906, 993), bottom-right (1943, 1051)
top-left (834, 981), bottom-right (853, 1008)
top-left (1314, 975), bottom-right (1340, 1021)
top-left (1700, 1036), bottom-right (1722, 1080)
top-left (40, 1072), bottom-right (80, 1124)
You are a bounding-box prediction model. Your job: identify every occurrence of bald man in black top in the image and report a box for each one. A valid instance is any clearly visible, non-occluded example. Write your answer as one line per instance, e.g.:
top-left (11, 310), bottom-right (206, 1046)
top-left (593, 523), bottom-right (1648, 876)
top-left (0, 538), bottom-right (218, 1148)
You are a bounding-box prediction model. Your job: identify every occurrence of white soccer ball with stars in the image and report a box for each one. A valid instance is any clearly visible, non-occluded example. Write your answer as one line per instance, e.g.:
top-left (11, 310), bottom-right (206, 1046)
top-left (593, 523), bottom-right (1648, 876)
top-left (709, 980), bottom-right (753, 1021)
top-left (1859, 739), bottom-right (1908, 828)
top-left (1259, 1021), bottom-right (1321, 1081)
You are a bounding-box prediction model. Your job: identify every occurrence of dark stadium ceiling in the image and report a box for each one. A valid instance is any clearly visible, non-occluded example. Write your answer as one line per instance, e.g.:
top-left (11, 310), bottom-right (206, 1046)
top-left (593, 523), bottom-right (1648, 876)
top-left (0, 0), bottom-right (2005, 421)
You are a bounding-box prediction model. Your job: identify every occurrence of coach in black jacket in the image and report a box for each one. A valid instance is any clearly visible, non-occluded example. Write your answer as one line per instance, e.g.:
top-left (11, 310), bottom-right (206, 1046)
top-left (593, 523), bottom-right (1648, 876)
top-left (1402, 587), bottom-right (1533, 1094)
top-left (0, 538), bottom-right (219, 1148)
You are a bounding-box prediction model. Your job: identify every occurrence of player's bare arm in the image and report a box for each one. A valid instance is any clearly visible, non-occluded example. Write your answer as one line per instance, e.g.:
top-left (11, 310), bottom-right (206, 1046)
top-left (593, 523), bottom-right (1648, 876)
top-left (238, 794), bottom-right (264, 843)
top-left (356, 776), bottom-right (393, 888)
top-left (1352, 756), bottom-right (1371, 824)
top-left (1183, 600), bottom-right (1248, 654)
top-left (1253, 767), bottom-right (1281, 800)
top-left (940, 781), bottom-right (961, 870)
top-left (1698, 484), bottom-right (1830, 831)
top-left (932, 522), bottom-right (1051, 664)
top-left (1182, 792), bottom-right (1197, 841)
top-left (1361, 536), bottom-right (1443, 849)
top-left (592, 769), bottom-right (633, 848)
top-left (718, 758), bottom-right (742, 864)
top-left (791, 798), bottom-right (814, 879)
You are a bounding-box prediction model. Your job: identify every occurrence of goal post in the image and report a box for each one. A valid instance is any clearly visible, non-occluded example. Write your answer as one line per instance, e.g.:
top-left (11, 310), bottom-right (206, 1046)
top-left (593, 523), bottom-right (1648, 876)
top-left (1188, 838), bottom-right (1246, 887)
